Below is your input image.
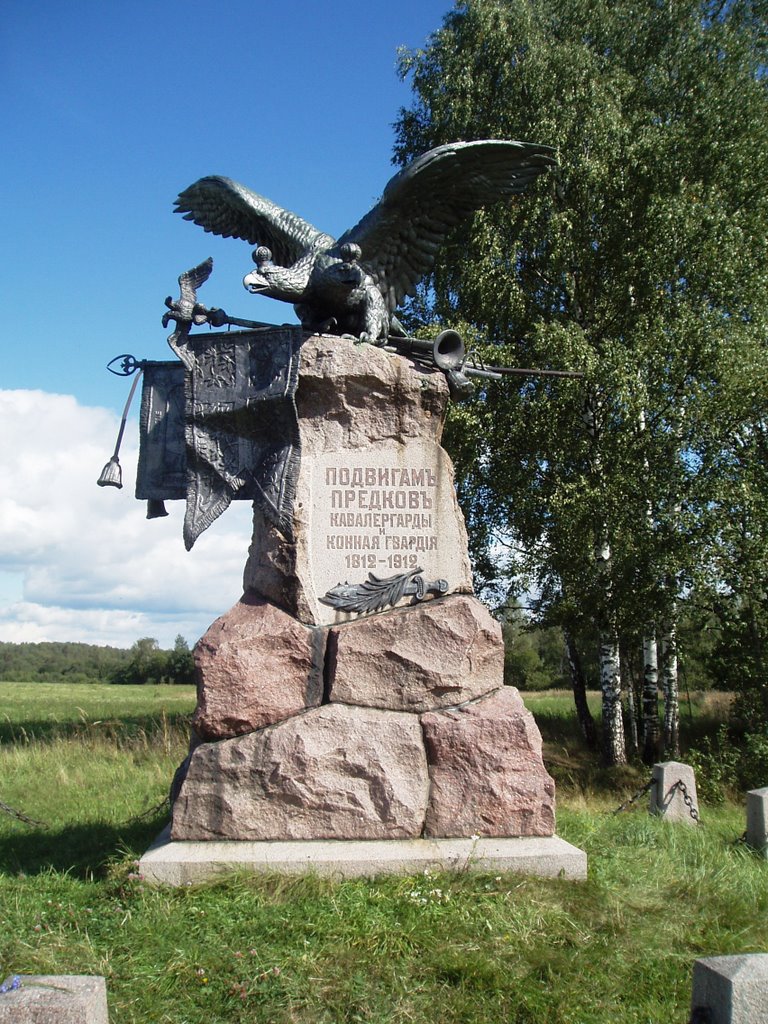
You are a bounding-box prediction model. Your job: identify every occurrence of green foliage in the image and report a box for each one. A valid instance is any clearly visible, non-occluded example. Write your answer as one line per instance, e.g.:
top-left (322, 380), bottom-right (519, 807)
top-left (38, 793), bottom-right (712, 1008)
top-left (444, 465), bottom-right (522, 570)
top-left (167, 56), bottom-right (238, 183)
top-left (502, 604), bottom-right (570, 689)
top-left (395, 0), bottom-right (768, 759)
top-left (689, 723), bottom-right (768, 802)
top-left (168, 634), bottom-right (196, 686)
top-left (676, 605), bottom-right (719, 691)
top-left (111, 635), bottom-right (195, 686)
top-left (687, 725), bottom-right (743, 804)
top-left (1, 684), bottom-right (766, 1023)
top-left (396, 0), bottom-right (768, 607)
top-left (0, 641), bottom-right (132, 685)
top-left (0, 636), bottom-right (195, 686)
top-left (709, 595), bottom-right (768, 717)
top-left (742, 731), bottom-right (768, 790)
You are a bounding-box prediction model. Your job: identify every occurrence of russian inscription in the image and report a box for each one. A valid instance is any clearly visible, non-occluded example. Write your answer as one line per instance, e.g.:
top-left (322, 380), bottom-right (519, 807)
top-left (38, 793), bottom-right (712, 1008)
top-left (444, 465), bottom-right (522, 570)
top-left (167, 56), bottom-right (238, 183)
top-left (310, 444), bottom-right (465, 612)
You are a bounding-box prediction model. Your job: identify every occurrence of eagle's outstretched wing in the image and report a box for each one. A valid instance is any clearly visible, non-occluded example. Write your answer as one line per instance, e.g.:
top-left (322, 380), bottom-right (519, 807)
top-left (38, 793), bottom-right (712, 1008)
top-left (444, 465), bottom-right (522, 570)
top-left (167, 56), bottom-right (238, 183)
top-left (174, 176), bottom-right (336, 268)
top-left (178, 257), bottom-right (213, 301)
top-left (336, 140), bottom-right (556, 314)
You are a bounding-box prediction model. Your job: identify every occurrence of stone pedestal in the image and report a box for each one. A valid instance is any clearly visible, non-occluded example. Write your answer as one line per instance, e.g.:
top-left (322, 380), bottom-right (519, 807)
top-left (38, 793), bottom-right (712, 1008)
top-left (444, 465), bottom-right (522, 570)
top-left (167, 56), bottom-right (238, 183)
top-left (171, 592), bottom-right (555, 842)
top-left (166, 334), bottom-right (568, 862)
top-left (141, 829), bottom-right (588, 886)
top-left (192, 594), bottom-right (325, 740)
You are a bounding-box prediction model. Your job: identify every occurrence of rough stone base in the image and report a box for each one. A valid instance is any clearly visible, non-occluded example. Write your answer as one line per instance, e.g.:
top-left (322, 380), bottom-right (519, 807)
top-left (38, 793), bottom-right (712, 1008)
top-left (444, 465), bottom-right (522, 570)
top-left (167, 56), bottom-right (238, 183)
top-left (171, 683), bottom-right (555, 842)
top-left (0, 975), bottom-right (108, 1023)
top-left (171, 704), bottom-right (431, 841)
top-left (140, 826), bottom-right (587, 886)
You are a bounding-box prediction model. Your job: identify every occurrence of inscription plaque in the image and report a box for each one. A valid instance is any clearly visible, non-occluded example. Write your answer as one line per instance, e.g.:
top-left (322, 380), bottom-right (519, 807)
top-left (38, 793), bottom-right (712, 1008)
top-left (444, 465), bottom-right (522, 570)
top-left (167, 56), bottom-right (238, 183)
top-left (309, 443), bottom-right (468, 615)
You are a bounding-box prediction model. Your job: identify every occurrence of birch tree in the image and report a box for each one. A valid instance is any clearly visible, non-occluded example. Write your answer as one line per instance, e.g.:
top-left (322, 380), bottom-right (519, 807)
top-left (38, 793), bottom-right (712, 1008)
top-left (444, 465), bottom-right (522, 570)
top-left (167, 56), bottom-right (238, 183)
top-left (704, 419), bottom-right (768, 728)
top-left (394, 0), bottom-right (768, 764)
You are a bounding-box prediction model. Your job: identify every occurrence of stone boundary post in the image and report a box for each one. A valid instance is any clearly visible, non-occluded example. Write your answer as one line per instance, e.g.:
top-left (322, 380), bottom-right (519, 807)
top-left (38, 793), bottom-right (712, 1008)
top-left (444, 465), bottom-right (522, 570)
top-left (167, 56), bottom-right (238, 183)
top-left (691, 954), bottom-right (768, 1023)
top-left (650, 761), bottom-right (699, 824)
top-left (0, 975), bottom-right (108, 1022)
top-left (746, 787), bottom-right (768, 856)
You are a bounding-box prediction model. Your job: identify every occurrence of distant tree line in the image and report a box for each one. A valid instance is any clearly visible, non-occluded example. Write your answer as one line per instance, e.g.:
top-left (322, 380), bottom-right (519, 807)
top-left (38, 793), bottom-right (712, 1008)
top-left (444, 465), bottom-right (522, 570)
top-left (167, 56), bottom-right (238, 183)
top-left (0, 636), bottom-right (195, 686)
top-left (502, 601), bottom-right (722, 696)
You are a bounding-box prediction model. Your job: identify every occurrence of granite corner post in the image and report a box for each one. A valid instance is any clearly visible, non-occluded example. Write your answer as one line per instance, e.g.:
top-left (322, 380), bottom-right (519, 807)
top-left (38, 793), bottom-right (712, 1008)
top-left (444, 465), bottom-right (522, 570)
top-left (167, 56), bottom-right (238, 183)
top-left (155, 334), bottom-right (579, 876)
top-left (691, 954), bottom-right (768, 1024)
top-left (746, 787), bottom-right (768, 856)
top-left (0, 975), bottom-right (108, 1024)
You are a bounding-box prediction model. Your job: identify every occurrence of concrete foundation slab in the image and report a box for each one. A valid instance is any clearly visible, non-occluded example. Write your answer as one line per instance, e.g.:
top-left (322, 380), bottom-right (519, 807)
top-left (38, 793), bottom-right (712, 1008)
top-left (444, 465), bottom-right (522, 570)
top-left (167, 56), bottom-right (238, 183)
top-left (0, 975), bottom-right (108, 1023)
top-left (139, 826), bottom-right (587, 886)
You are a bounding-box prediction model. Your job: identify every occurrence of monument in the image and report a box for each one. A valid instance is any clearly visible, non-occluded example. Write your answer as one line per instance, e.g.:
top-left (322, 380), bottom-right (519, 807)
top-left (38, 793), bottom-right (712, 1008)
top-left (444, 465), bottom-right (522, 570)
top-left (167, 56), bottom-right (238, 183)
top-left (102, 140), bottom-right (586, 881)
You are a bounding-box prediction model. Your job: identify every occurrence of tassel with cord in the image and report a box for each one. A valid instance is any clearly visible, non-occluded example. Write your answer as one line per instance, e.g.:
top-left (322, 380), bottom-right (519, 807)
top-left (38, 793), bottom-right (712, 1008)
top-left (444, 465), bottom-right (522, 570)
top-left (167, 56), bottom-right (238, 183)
top-left (97, 364), bottom-right (144, 488)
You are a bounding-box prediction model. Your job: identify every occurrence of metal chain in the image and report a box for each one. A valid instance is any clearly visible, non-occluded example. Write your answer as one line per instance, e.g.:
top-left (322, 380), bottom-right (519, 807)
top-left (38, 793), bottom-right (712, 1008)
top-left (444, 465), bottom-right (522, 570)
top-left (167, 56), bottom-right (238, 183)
top-left (613, 777), bottom-right (656, 814)
top-left (125, 796), bottom-right (170, 825)
top-left (670, 779), bottom-right (700, 822)
top-left (0, 799), bottom-right (48, 828)
top-left (0, 795), bottom-right (168, 831)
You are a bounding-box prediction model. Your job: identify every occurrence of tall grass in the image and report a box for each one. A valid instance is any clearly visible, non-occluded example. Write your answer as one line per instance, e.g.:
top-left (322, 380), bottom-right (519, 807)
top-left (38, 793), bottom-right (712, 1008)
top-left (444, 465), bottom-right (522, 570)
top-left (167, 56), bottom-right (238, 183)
top-left (0, 682), bottom-right (195, 742)
top-left (0, 683), bottom-right (193, 876)
top-left (0, 683), bottom-right (765, 1023)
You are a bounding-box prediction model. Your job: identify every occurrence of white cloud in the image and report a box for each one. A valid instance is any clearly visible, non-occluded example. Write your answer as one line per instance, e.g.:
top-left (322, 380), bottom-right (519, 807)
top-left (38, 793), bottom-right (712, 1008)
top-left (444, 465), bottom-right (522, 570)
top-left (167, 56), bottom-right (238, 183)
top-left (0, 389), bottom-right (254, 647)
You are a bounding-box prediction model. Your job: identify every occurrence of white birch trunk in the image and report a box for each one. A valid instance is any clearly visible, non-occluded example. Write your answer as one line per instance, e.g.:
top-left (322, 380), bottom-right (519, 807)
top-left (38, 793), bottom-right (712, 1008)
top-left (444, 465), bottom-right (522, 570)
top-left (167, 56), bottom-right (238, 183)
top-left (599, 630), bottom-right (626, 765)
top-left (595, 536), bottom-right (626, 765)
top-left (625, 668), bottom-right (639, 753)
top-left (585, 393), bottom-right (625, 764)
top-left (637, 402), bottom-right (661, 762)
top-left (642, 633), bottom-right (660, 763)
top-left (660, 624), bottom-right (680, 757)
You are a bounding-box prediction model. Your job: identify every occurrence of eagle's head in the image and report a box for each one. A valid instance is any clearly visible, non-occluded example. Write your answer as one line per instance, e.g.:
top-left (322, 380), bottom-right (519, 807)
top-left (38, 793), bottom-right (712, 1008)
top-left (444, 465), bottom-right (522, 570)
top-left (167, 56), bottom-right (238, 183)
top-left (311, 243), bottom-right (367, 300)
top-left (242, 246), bottom-right (310, 301)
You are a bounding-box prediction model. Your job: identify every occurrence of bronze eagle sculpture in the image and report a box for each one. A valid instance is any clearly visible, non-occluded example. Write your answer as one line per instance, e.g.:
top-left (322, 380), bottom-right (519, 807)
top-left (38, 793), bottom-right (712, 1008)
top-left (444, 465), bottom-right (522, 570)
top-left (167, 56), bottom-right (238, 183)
top-left (174, 140), bottom-right (555, 344)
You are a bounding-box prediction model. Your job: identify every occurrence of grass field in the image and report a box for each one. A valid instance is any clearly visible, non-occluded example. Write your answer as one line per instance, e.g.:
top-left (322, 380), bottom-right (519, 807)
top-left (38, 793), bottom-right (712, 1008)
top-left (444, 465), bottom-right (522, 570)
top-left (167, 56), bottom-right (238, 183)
top-left (0, 682), bottom-right (765, 1023)
top-left (0, 682), bottom-right (195, 741)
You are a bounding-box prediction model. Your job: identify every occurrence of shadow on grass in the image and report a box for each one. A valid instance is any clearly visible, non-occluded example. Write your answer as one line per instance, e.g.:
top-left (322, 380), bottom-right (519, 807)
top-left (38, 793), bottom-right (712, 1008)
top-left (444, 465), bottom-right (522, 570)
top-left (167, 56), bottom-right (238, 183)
top-left (0, 712), bottom-right (191, 746)
top-left (532, 706), bottom-right (598, 749)
top-left (0, 815), bottom-right (168, 878)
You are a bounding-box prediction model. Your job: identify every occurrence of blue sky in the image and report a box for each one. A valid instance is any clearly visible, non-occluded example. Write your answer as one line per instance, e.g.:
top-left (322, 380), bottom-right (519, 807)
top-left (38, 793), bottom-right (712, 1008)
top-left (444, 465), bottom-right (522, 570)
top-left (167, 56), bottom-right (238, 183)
top-left (4, 0), bottom-right (451, 406)
top-left (1, 0), bottom-right (454, 647)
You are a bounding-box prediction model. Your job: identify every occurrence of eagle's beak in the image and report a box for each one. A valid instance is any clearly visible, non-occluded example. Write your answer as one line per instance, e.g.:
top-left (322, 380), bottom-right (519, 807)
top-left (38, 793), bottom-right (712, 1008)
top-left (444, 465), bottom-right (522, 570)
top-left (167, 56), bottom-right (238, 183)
top-left (243, 270), bottom-right (268, 294)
